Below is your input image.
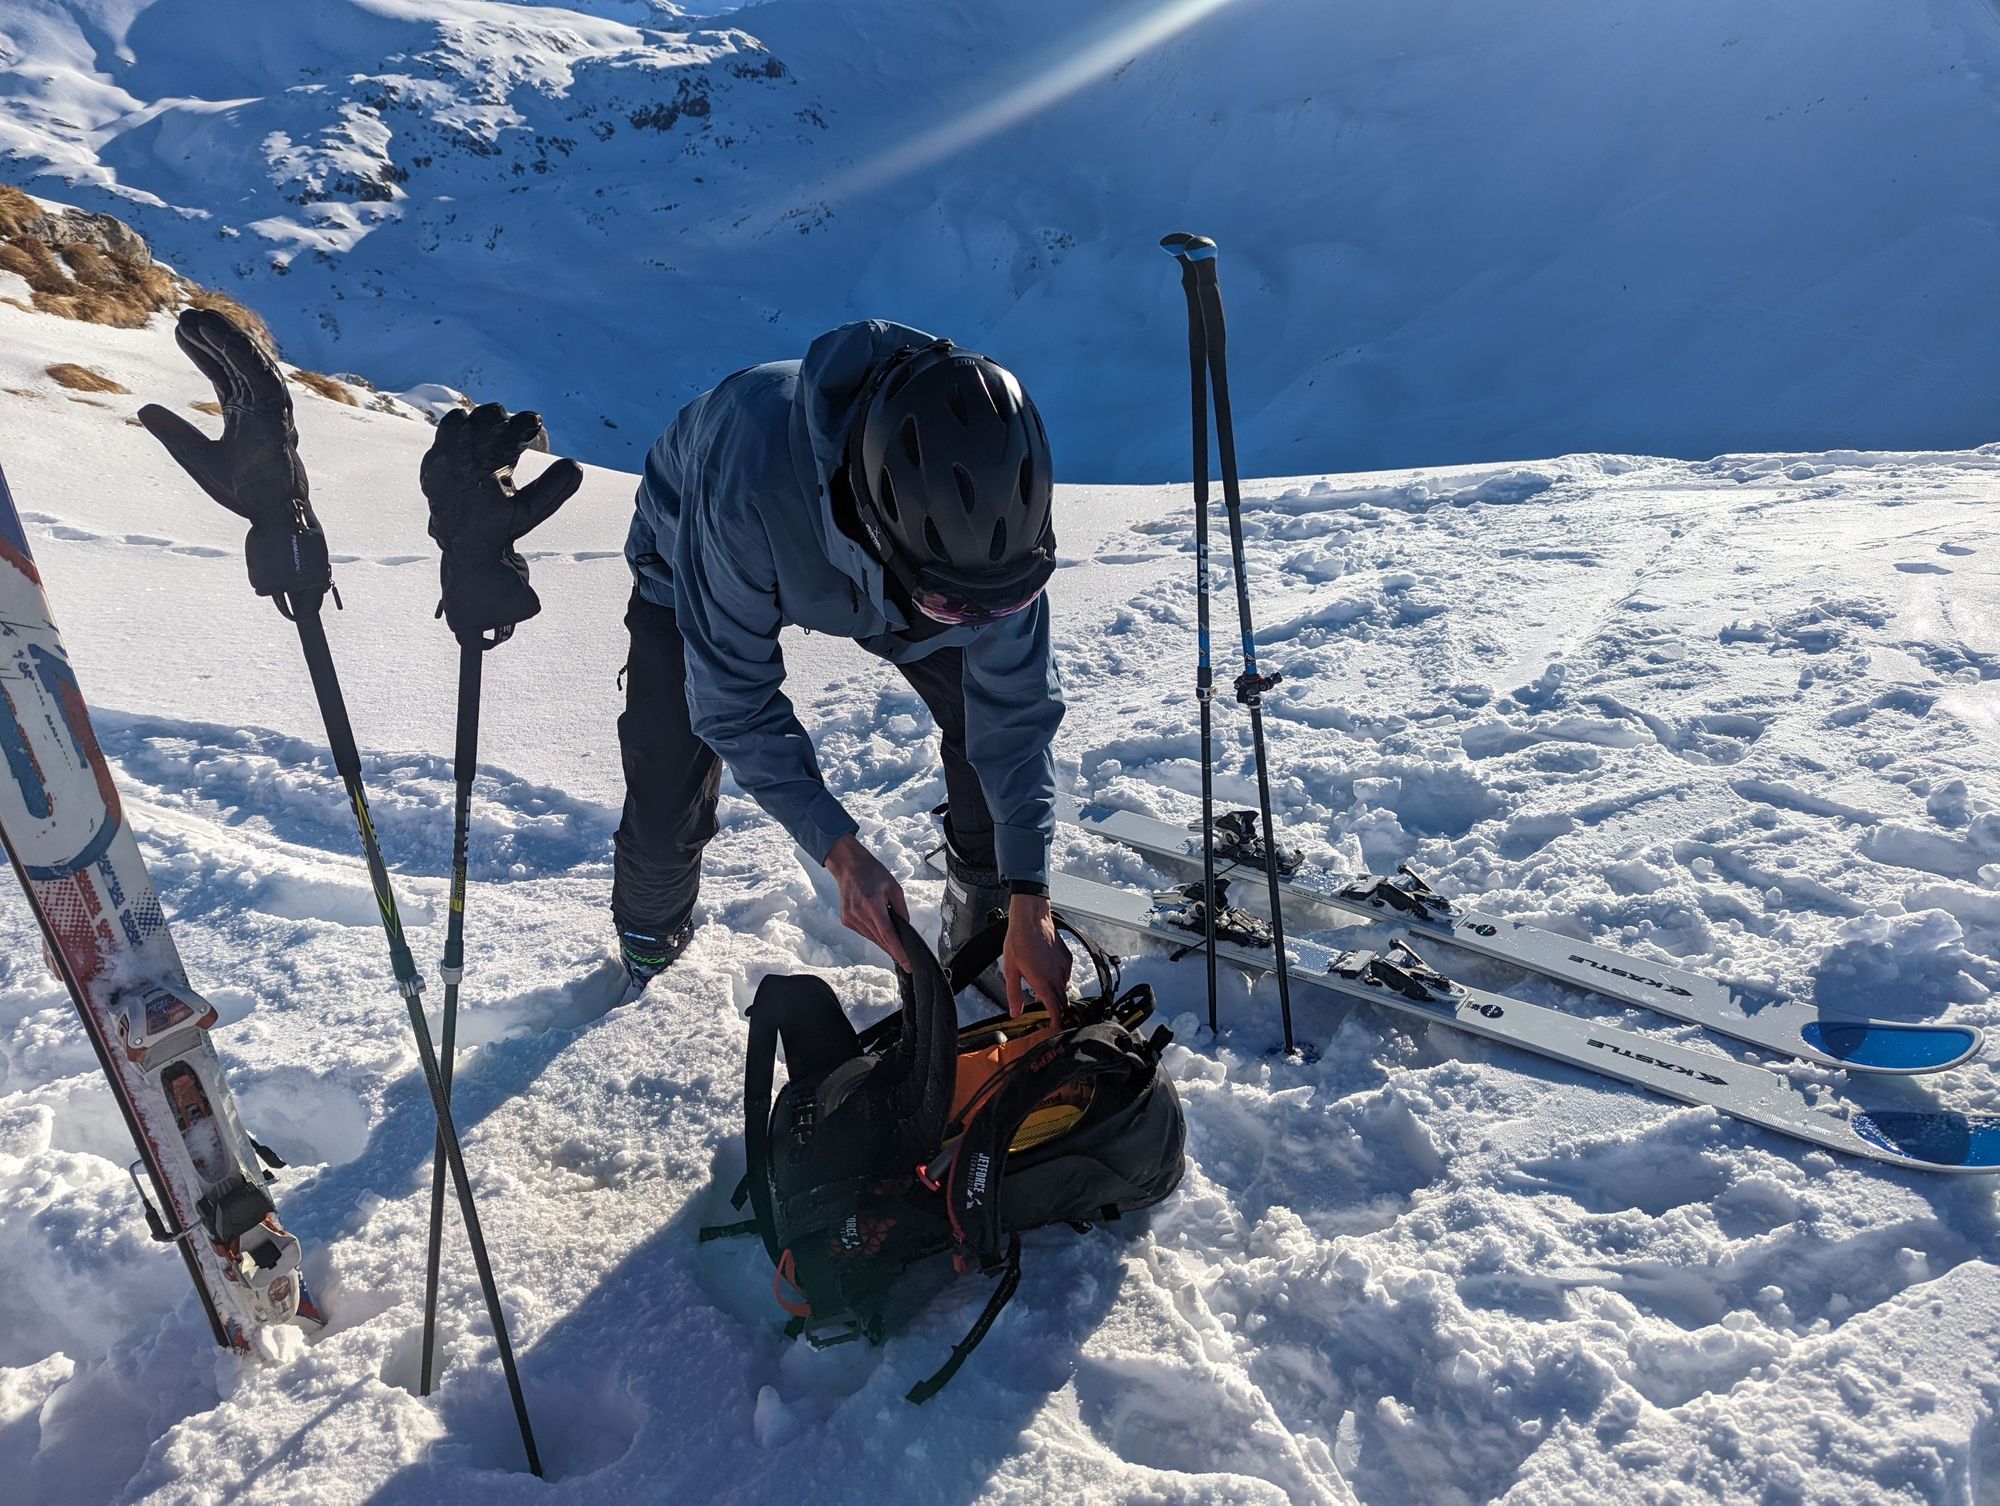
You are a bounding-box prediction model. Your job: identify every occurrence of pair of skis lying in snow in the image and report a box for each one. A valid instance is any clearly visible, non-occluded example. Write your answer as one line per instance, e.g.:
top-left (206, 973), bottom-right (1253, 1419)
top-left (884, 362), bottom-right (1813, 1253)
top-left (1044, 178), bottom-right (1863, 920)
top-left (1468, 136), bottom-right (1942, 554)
top-left (1053, 803), bottom-right (2000, 1175)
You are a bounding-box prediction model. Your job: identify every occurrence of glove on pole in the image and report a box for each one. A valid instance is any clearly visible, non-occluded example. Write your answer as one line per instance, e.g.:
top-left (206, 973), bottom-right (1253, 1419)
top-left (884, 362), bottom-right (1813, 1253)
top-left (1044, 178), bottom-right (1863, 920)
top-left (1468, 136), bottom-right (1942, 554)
top-left (417, 403), bottom-right (579, 1397)
top-left (423, 403), bottom-right (582, 643)
top-left (137, 310), bottom-right (332, 603)
top-left (140, 311), bottom-right (544, 1476)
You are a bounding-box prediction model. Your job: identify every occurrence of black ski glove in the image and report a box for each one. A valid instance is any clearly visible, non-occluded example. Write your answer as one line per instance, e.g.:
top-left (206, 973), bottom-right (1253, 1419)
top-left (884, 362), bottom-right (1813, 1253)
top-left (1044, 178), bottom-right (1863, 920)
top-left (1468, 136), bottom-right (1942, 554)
top-left (421, 403), bottom-right (583, 643)
top-left (138, 309), bottom-right (333, 601)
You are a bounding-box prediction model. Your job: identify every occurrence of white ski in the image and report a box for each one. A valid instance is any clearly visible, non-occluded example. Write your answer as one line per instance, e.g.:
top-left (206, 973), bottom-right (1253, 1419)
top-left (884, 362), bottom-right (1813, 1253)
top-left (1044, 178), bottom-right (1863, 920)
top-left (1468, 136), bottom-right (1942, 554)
top-left (1067, 803), bottom-right (1983, 1075)
top-left (0, 465), bottom-right (319, 1350)
top-left (1036, 866), bottom-right (2000, 1175)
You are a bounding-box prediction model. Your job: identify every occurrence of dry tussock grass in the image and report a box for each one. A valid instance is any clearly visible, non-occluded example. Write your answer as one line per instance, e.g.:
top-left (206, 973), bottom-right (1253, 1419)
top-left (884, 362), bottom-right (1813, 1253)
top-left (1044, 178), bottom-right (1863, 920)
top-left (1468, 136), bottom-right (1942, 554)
top-left (45, 362), bottom-right (127, 393)
top-left (0, 184), bottom-right (40, 238)
top-left (289, 369), bottom-right (358, 406)
top-left (0, 182), bottom-right (275, 346)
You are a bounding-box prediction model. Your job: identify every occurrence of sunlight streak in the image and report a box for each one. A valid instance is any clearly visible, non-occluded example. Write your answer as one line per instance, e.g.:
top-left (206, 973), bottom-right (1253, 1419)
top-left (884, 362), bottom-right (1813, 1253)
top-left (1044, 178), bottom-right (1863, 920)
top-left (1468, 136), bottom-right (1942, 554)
top-left (813, 0), bottom-right (1242, 204)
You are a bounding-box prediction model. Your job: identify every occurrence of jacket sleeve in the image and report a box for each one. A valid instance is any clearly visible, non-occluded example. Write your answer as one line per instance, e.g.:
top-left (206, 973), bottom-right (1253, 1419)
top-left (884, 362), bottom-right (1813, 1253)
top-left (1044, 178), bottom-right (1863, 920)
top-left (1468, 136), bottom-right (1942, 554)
top-left (672, 499), bottom-right (860, 865)
top-left (960, 597), bottom-right (1065, 886)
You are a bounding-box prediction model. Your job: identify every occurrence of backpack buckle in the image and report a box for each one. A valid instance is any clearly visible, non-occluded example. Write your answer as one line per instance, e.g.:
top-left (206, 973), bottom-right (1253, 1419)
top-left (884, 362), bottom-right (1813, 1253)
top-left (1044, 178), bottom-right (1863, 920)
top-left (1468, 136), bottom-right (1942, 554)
top-left (800, 1314), bottom-right (868, 1351)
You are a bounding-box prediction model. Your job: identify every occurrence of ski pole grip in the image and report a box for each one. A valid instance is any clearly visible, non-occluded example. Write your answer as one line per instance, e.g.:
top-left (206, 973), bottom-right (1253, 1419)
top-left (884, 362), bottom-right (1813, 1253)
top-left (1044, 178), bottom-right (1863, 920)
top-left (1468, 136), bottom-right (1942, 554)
top-left (1159, 231), bottom-right (1217, 261)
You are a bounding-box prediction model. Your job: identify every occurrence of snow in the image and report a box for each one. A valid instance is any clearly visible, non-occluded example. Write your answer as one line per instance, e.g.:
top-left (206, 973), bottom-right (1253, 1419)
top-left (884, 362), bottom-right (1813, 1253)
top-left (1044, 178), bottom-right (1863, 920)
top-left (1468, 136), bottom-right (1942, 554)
top-left (1, 277), bottom-right (1998, 1504)
top-left (2, 0), bottom-right (1999, 482)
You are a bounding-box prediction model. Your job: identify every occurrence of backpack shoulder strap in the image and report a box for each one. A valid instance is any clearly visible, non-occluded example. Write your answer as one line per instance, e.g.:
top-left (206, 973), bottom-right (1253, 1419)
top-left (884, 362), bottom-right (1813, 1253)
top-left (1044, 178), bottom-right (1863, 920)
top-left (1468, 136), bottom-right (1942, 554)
top-left (743, 972), bottom-right (864, 1263)
top-left (884, 914), bottom-right (960, 1149)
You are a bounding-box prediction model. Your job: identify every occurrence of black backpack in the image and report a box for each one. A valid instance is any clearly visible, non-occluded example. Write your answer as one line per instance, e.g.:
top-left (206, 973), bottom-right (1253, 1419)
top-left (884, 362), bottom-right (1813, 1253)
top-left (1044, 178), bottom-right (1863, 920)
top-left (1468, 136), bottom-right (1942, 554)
top-left (704, 912), bottom-right (1185, 1402)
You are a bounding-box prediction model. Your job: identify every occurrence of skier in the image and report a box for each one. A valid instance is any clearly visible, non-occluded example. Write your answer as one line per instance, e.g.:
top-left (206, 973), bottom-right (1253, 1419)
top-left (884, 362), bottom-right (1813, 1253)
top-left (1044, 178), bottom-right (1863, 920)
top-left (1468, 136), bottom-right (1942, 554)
top-left (612, 321), bottom-right (1071, 1013)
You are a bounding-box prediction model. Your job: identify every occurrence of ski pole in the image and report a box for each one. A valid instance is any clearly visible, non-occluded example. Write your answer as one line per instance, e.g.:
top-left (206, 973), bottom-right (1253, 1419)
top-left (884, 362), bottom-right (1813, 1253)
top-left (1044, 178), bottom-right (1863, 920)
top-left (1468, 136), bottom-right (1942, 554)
top-left (138, 311), bottom-right (543, 1475)
top-left (1164, 233), bottom-right (1298, 1057)
top-left (413, 400), bottom-right (580, 1404)
top-left (1159, 233), bottom-right (1220, 1036)
top-left (288, 595), bottom-right (541, 1475)
top-left (420, 637), bottom-right (483, 1396)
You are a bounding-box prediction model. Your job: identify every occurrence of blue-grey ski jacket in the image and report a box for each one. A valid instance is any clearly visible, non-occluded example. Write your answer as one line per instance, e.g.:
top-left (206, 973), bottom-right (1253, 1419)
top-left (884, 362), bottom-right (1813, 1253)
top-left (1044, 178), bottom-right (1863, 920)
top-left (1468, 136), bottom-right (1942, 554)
top-left (624, 320), bottom-right (1063, 886)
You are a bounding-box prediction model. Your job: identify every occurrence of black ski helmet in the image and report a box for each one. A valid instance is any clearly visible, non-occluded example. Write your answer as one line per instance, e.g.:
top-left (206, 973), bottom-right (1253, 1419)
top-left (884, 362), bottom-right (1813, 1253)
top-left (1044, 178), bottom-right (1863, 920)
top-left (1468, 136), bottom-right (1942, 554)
top-left (848, 339), bottom-right (1055, 623)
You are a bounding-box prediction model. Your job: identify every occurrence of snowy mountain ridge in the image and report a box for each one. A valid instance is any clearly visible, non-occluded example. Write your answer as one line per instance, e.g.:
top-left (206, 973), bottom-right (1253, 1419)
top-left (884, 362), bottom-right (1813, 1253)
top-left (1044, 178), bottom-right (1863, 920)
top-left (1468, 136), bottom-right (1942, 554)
top-left (2, 0), bottom-right (1997, 480)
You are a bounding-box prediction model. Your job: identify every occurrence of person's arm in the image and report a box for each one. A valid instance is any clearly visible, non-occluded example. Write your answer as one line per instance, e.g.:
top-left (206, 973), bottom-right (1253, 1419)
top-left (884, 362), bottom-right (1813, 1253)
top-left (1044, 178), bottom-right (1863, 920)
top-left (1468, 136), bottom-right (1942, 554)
top-left (961, 600), bottom-right (1068, 1010)
top-left (960, 597), bottom-right (1064, 887)
top-left (673, 504), bottom-right (911, 967)
top-left (673, 506), bottom-right (858, 863)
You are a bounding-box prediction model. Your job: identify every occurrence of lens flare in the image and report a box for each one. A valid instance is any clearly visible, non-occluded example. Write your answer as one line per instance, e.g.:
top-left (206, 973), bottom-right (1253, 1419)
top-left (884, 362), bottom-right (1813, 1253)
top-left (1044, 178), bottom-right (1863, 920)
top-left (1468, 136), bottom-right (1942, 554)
top-left (813, 0), bottom-right (1243, 204)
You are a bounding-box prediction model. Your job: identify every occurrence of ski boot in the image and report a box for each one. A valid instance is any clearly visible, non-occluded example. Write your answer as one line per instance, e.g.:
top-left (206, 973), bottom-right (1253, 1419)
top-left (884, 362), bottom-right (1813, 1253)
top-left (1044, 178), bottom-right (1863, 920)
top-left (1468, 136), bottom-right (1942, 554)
top-left (578, 920), bottom-right (694, 1012)
top-left (618, 921), bottom-right (692, 1000)
top-left (940, 843), bottom-right (1009, 1005)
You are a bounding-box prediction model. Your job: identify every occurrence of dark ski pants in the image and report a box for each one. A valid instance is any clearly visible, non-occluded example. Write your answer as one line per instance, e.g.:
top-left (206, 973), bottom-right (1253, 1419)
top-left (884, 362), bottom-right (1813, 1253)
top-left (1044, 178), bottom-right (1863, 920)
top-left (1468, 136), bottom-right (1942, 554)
top-left (611, 590), bottom-right (996, 940)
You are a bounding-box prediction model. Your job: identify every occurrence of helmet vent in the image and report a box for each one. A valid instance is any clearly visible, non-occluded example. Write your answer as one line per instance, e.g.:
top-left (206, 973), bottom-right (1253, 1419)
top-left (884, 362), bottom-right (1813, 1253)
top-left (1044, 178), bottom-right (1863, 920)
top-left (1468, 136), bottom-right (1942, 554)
top-left (899, 416), bottom-right (922, 468)
top-left (988, 518), bottom-right (1008, 563)
top-left (952, 463), bottom-right (976, 515)
top-left (923, 516), bottom-right (947, 559)
top-left (1018, 455), bottom-right (1034, 509)
top-left (983, 364), bottom-right (1017, 418)
top-left (877, 469), bottom-right (899, 522)
top-left (946, 381), bottom-right (972, 427)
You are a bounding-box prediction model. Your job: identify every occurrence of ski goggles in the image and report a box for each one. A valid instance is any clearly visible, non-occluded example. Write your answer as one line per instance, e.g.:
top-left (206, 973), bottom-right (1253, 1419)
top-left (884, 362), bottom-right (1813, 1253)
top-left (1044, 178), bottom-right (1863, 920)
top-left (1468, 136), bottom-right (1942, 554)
top-left (904, 544), bottom-right (1056, 627)
top-left (910, 582), bottom-right (1042, 627)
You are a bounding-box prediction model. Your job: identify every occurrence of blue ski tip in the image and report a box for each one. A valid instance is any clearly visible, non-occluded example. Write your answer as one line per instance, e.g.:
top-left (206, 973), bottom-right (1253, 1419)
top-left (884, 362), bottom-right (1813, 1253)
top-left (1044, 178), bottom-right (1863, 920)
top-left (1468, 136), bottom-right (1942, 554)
top-left (1853, 1111), bottom-right (2000, 1171)
top-left (1159, 232), bottom-right (1217, 260)
top-left (1160, 231), bottom-right (1196, 255)
top-left (1802, 1021), bottom-right (1983, 1074)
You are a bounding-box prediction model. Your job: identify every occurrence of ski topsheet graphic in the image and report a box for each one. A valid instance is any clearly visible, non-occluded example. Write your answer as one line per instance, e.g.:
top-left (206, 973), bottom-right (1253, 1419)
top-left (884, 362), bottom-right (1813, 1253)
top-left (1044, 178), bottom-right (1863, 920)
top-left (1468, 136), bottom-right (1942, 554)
top-left (0, 465), bottom-right (316, 1350)
top-left (1034, 865), bottom-right (2000, 1175)
top-left (1067, 803), bottom-right (1984, 1075)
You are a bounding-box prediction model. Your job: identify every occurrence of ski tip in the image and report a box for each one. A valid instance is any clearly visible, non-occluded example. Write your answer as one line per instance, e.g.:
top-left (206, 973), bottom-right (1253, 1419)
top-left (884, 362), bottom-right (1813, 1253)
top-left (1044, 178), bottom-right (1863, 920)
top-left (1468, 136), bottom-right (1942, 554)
top-left (1853, 1111), bottom-right (2000, 1173)
top-left (1159, 231), bottom-right (1195, 255)
top-left (1802, 1021), bottom-right (1985, 1075)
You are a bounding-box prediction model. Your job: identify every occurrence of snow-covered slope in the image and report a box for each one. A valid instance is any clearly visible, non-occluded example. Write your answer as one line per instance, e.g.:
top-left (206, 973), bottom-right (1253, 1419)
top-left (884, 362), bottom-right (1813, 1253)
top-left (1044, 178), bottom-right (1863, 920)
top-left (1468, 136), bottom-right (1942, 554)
top-left (2, 273), bottom-right (1999, 1503)
top-left (2, 0), bottom-right (1997, 481)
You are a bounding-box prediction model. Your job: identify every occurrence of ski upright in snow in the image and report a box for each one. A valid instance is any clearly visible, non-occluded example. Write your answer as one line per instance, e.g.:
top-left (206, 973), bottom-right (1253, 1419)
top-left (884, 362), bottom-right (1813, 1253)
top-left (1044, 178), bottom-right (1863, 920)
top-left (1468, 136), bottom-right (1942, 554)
top-left (1039, 866), bottom-right (2000, 1175)
top-left (1068, 803), bottom-right (1983, 1076)
top-left (0, 464), bottom-right (318, 1349)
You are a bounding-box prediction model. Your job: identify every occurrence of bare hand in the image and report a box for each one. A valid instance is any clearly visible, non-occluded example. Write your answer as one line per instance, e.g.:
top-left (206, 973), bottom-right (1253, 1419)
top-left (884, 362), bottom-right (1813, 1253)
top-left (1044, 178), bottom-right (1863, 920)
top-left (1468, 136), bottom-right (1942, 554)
top-left (1004, 893), bottom-right (1072, 1017)
top-left (825, 835), bottom-right (912, 970)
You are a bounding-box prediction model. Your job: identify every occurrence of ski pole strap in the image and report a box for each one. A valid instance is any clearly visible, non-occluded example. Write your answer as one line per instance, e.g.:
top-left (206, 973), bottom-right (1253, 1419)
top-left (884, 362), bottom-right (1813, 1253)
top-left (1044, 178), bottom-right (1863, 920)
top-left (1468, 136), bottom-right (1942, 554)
top-left (905, 1234), bottom-right (1021, 1405)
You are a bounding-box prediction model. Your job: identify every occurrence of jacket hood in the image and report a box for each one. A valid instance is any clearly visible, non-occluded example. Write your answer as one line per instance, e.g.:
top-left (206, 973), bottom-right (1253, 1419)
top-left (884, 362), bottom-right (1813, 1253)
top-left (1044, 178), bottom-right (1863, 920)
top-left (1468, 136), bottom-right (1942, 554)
top-left (787, 319), bottom-right (937, 605)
